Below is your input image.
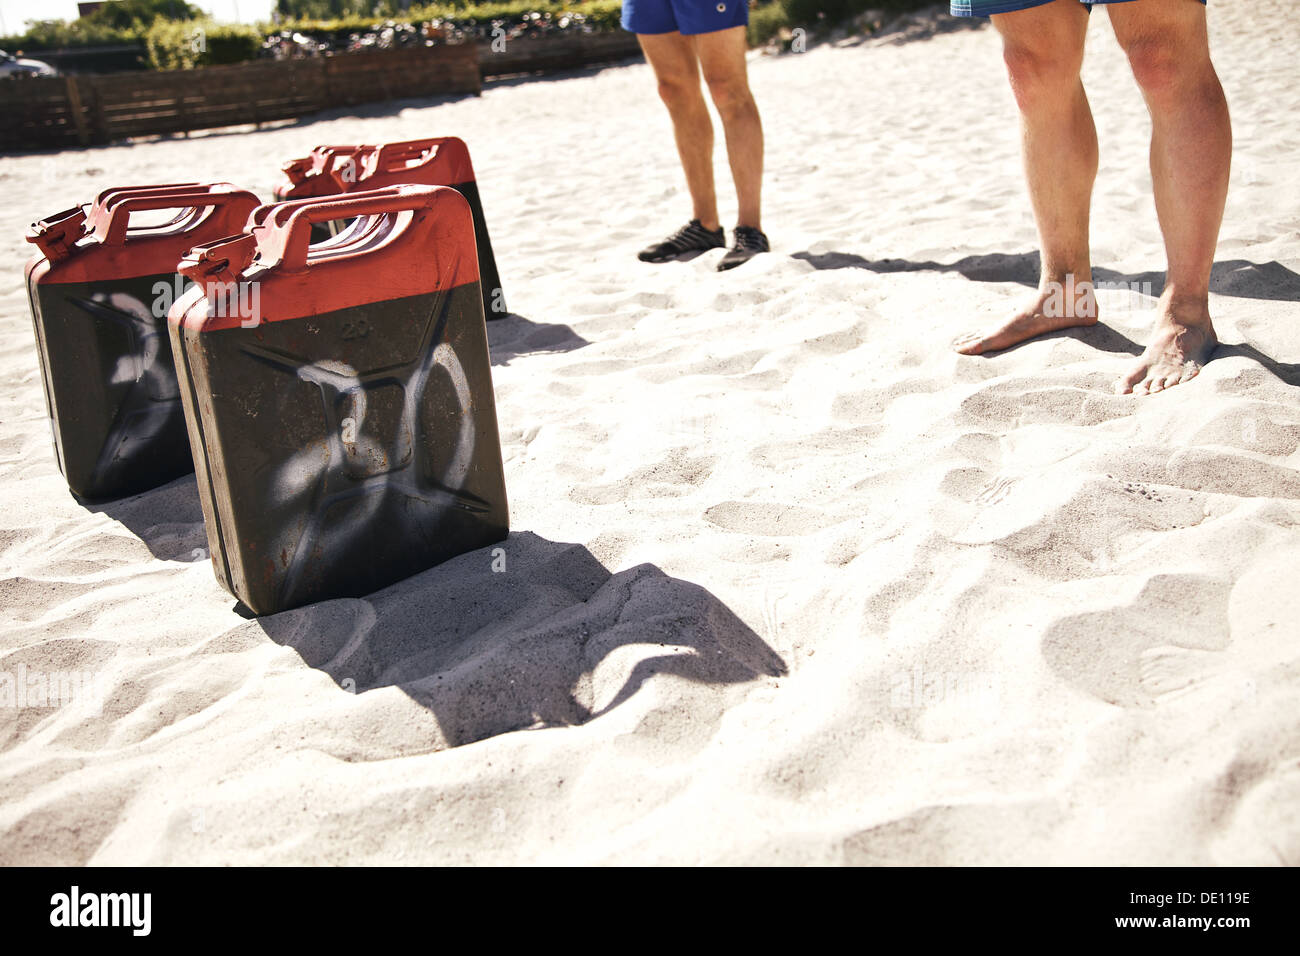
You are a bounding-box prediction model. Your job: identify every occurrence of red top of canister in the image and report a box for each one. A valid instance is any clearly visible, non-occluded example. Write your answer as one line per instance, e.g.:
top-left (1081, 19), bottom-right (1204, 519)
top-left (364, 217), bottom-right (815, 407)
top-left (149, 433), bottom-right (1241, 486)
top-left (27, 182), bottom-right (261, 283)
top-left (175, 184), bottom-right (481, 331)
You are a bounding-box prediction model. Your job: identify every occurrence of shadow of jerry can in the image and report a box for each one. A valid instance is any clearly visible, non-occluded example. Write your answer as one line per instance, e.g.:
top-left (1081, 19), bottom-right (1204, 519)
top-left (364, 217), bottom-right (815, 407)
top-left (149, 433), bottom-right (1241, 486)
top-left (25, 183), bottom-right (260, 500)
top-left (274, 137), bottom-right (506, 320)
top-left (169, 185), bottom-right (510, 616)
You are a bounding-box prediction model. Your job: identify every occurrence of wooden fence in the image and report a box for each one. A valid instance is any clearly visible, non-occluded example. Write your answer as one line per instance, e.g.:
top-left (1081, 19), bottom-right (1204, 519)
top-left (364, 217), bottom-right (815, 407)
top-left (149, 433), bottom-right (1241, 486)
top-left (0, 43), bottom-right (480, 151)
top-left (0, 32), bottom-right (644, 153)
top-left (478, 32), bottom-right (643, 78)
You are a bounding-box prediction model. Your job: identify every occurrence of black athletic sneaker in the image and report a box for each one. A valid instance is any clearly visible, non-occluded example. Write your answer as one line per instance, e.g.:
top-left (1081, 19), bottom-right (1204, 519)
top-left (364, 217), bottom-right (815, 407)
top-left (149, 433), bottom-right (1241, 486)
top-left (717, 226), bottom-right (770, 272)
top-left (638, 220), bottom-right (726, 263)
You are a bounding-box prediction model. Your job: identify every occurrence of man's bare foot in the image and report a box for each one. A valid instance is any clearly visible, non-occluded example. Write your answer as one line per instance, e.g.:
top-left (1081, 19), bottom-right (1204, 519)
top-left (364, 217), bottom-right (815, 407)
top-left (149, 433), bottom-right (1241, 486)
top-left (952, 279), bottom-right (1098, 356)
top-left (1116, 298), bottom-right (1217, 395)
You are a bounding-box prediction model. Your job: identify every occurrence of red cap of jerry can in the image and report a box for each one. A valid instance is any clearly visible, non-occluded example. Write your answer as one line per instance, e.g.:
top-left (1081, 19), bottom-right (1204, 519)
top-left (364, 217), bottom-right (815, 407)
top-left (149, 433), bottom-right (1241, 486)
top-left (26, 205), bottom-right (90, 262)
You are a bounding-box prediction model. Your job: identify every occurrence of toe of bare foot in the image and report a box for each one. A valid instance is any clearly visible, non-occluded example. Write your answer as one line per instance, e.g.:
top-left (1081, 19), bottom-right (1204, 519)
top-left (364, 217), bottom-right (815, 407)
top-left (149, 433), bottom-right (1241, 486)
top-left (1116, 358), bottom-right (1203, 395)
top-left (1116, 314), bottom-right (1215, 396)
top-left (952, 333), bottom-right (988, 356)
top-left (952, 322), bottom-right (1053, 357)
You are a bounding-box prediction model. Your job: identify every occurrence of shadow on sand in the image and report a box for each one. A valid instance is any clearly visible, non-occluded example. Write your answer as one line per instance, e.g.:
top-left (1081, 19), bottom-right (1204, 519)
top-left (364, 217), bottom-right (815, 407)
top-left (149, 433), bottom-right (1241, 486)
top-left (487, 312), bottom-right (589, 366)
top-left (91, 486), bottom-right (782, 749)
top-left (255, 531), bottom-right (787, 749)
top-left (792, 250), bottom-right (1300, 304)
top-left (794, 249), bottom-right (1300, 381)
top-left (84, 475), bottom-right (210, 563)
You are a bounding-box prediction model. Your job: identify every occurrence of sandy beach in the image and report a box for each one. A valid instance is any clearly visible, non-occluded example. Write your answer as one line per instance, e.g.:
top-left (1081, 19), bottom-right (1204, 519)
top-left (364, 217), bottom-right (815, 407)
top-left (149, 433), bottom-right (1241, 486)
top-left (1, 0), bottom-right (1298, 865)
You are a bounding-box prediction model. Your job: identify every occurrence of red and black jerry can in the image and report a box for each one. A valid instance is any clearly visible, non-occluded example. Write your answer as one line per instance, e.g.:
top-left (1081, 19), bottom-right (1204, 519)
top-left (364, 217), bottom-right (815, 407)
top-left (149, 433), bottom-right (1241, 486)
top-left (25, 183), bottom-right (260, 500)
top-left (169, 185), bottom-right (509, 616)
top-left (275, 137), bottom-right (506, 320)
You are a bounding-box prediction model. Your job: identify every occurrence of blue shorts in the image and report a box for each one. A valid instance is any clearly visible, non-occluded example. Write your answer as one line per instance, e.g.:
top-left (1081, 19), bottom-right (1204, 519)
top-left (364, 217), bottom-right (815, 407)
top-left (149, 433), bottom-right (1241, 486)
top-left (952, 0), bottom-right (1205, 16)
top-left (622, 0), bottom-right (749, 36)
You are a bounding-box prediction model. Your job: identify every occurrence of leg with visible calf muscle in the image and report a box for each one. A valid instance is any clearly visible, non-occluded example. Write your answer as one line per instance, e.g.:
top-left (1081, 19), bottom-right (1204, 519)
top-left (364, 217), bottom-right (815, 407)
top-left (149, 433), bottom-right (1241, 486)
top-left (953, 0), bottom-right (1098, 356)
top-left (1109, 0), bottom-right (1230, 395)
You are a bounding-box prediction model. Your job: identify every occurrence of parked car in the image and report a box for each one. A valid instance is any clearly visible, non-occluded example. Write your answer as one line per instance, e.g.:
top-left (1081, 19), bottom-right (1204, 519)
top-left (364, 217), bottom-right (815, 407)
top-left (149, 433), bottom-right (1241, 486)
top-left (0, 49), bottom-right (58, 78)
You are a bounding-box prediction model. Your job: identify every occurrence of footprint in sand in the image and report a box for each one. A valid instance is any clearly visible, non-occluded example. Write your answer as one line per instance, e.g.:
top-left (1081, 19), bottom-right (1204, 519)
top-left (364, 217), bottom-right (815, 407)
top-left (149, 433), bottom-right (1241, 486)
top-left (703, 500), bottom-right (840, 537)
top-left (1040, 573), bottom-right (1232, 709)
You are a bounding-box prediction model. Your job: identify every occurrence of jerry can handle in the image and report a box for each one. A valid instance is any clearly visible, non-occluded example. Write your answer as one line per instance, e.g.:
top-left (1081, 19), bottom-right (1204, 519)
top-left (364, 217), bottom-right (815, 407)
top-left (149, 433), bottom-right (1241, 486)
top-left (375, 136), bottom-right (470, 181)
top-left (245, 184), bottom-right (408, 234)
top-left (95, 187), bottom-right (260, 245)
top-left (317, 145), bottom-right (362, 157)
top-left (91, 183), bottom-right (231, 237)
top-left (266, 185), bottom-right (442, 271)
top-left (93, 182), bottom-right (204, 209)
top-left (374, 139), bottom-right (434, 172)
top-left (374, 137), bottom-right (461, 170)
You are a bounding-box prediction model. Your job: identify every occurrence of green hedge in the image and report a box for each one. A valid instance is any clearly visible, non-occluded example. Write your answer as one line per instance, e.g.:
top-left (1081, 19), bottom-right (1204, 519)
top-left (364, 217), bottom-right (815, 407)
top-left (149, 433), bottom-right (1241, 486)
top-left (747, 3), bottom-right (791, 47)
top-left (273, 2), bottom-right (622, 34)
top-left (1, 2), bottom-right (622, 55)
top-left (1, 19), bottom-right (138, 51)
top-left (272, 0), bottom-right (616, 21)
top-left (145, 20), bottom-right (263, 70)
top-left (2, 0), bottom-right (204, 51)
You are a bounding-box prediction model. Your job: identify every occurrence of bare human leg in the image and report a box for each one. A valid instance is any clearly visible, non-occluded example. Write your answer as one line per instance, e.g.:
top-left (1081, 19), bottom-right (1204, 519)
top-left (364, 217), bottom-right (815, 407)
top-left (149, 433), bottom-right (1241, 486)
top-left (637, 31), bottom-right (720, 231)
top-left (1109, 0), bottom-right (1231, 394)
top-left (953, 0), bottom-right (1098, 356)
top-left (693, 25), bottom-right (764, 232)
